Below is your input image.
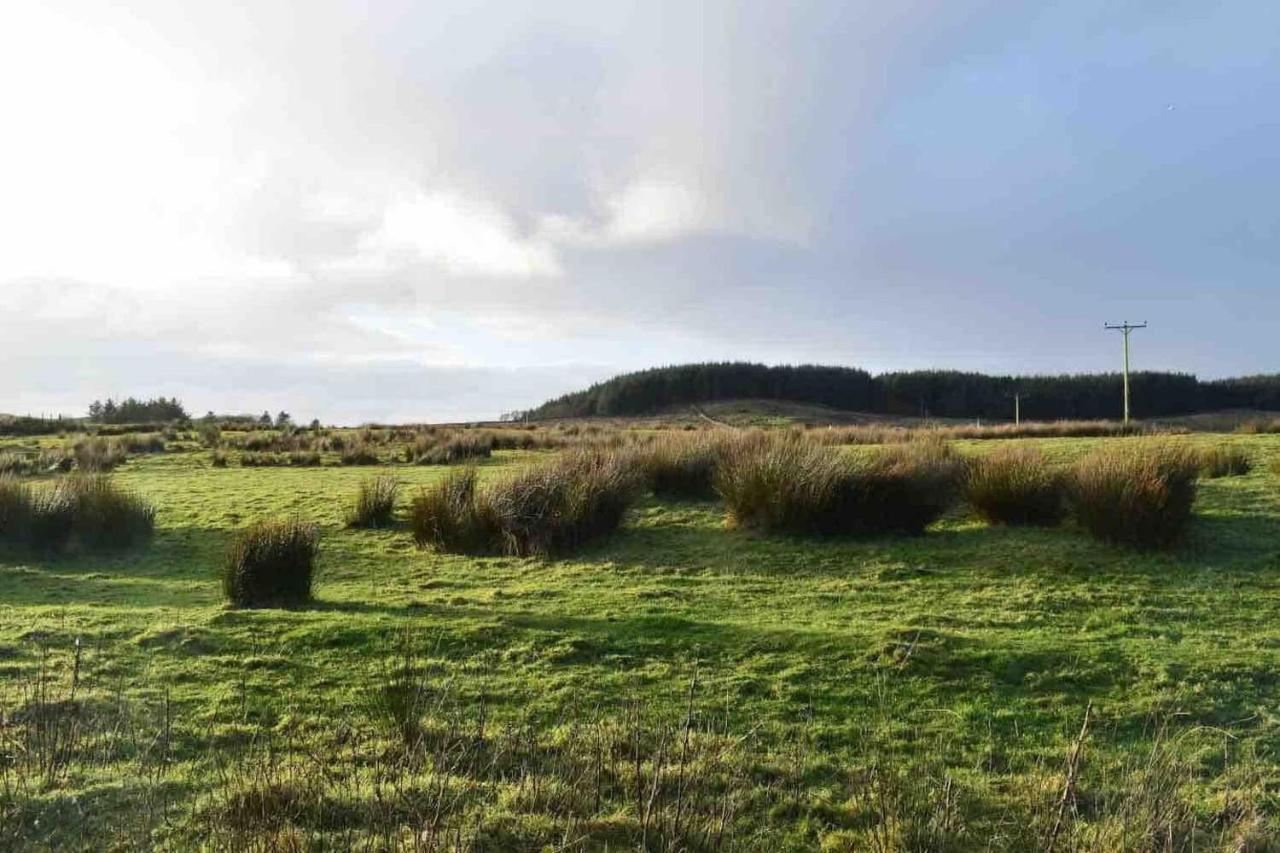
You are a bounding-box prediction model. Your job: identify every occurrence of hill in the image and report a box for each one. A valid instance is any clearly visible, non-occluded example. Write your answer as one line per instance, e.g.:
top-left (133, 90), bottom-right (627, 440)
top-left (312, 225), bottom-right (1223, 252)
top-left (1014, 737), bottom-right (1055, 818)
top-left (524, 362), bottom-right (1280, 422)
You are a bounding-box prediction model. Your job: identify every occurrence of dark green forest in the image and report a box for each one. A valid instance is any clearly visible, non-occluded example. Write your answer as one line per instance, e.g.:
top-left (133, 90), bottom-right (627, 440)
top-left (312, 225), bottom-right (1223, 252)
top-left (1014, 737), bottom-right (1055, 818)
top-left (525, 362), bottom-right (1280, 421)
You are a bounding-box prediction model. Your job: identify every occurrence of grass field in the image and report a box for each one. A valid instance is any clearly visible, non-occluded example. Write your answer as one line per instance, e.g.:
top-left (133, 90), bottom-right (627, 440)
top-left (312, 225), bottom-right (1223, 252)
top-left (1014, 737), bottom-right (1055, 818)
top-left (3, 432), bottom-right (1279, 850)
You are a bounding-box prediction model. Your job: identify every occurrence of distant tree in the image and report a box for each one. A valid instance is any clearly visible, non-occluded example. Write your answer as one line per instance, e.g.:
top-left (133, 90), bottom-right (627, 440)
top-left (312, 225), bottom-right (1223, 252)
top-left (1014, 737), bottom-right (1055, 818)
top-left (309, 418), bottom-right (321, 431)
top-left (258, 411), bottom-right (273, 427)
top-left (275, 411), bottom-right (293, 428)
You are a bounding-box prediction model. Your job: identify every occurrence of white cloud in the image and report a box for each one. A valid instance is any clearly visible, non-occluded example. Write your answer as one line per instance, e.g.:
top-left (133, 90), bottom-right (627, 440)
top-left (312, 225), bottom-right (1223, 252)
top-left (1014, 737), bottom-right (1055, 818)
top-left (334, 192), bottom-right (561, 278)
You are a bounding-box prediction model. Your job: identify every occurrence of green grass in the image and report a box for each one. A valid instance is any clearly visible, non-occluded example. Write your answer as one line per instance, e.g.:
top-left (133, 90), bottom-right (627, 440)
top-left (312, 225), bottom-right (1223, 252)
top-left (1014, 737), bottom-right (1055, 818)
top-left (2, 435), bottom-right (1280, 848)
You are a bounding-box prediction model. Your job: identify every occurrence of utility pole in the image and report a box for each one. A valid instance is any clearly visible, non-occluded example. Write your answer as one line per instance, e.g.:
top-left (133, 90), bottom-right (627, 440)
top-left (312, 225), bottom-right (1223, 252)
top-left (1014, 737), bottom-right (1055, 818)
top-left (1005, 390), bottom-right (1028, 425)
top-left (1104, 321), bottom-right (1147, 424)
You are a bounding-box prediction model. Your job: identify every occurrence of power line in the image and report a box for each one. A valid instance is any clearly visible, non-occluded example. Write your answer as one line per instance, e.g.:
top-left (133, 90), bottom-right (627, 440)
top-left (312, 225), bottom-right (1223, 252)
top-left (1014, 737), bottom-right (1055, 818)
top-left (1104, 321), bottom-right (1147, 424)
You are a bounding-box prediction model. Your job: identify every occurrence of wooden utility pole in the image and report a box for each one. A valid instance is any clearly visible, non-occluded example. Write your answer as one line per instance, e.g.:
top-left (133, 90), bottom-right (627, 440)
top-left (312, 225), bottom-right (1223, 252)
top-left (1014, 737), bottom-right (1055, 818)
top-left (1104, 321), bottom-right (1147, 424)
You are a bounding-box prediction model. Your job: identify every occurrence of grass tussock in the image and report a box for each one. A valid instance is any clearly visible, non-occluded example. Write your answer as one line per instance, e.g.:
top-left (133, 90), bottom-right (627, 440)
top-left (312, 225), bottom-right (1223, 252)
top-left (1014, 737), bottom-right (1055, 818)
top-left (408, 468), bottom-right (500, 554)
top-left (964, 446), bottom-right (1067, 526)
top-left (346, 476), bottom-right (399, 528)
top-left (222, 519), bottom-right (319, 607)
top-left (339, 442), bottom-right (380, 466)
top-left (411, 432), bottom-right (494, 465)
top-left (1197, 445), bottom-right (1253, 479)
top-left (410, 450), bottom-right (642, 556)
top-left (0, 475), bottom-right (154, 551)
top-left (72, 438), bottom-right (127, 472)
top-left (716, 434), bottom-right (962, 536)
top-left (1068, 442), bottom-right (1199, 550)
top-left (631, 432), bottom-right (733, 499)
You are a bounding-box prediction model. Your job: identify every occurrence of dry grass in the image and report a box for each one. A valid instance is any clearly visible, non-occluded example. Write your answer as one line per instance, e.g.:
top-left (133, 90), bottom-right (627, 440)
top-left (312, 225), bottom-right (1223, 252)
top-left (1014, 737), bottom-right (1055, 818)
top-left (964, 447), bottom-right (1067, 526)
top-left (716, 434), bottom-right (962, 536)
top-left (1068, 442), bottom-right (1199, 549)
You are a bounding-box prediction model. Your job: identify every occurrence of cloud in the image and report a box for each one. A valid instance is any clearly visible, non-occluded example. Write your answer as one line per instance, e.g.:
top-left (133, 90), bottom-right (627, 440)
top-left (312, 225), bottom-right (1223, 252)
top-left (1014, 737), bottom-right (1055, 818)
top-left (2, 1), bottom-right (1279, 420)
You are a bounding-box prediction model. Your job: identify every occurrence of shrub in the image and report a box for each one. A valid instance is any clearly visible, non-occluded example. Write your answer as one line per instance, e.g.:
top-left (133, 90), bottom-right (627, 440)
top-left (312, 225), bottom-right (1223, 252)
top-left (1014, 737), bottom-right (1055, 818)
top-left (211, 450), bottom-right (229, 468)
top-left (716, 435), bottom-right (961, 536)
top-left (410, 451), bottom-right (642, 556)
top-left (347, 476), bottom-right (399, 528)
top-left (964, 447), bottom-right (1066, 526)
top-left (1197, 445), bottom-right (1253, 479)
top-left (1067, 442), bottom-right (1199, 549)
top-left (222, 519), bottom-right (319, 607)
top-left (409, 468), bottom-right (500, 553)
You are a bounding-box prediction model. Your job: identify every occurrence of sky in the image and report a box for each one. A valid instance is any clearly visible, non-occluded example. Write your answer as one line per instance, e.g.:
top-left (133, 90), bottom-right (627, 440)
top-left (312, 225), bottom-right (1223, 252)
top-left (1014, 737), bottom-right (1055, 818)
top-left (2, 1), bottom-right (1278, 423)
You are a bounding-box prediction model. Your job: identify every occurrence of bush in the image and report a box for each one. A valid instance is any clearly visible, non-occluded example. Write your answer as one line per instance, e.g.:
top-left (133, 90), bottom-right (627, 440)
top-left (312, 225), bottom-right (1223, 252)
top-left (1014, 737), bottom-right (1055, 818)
top-left (410, 451), bottom-right (641, 556)
top-left (1, 475), bottom-right (154, 551)
top-left (222, 519), bottom-right (319, 607)
top-left (1068, 442), bottom-right (1199, 549)
top-left (1197, 445), bottom-right (1252, 479)
top-left (964, 447), bottom-right (1066, 526)
top-left (716, 434), bottom-right (961, 536)
top-left (409, 468), bottom-right (499, 554)
top-left (211, 450), bottom-right (229, 468)
top-left (348, 476), bottom-right (399, 528)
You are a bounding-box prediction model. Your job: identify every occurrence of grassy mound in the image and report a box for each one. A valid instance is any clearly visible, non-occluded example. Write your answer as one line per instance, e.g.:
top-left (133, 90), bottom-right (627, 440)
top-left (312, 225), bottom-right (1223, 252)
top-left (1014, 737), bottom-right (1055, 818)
top-left (222, 519), bottom-right (320, 607)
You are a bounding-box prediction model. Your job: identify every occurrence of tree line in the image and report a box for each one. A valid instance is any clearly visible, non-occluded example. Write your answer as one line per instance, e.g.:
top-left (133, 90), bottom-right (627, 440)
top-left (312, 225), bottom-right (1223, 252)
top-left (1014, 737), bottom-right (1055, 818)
top-left (525, 362), bottom-right (1280, 421)
top-left (88, 397), bottom-right (189, 424)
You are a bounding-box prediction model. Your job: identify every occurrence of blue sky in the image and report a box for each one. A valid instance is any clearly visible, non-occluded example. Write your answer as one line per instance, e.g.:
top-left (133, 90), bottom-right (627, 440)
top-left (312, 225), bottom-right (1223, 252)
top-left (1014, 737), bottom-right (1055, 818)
top-left (1, 1), bottom-right (1277, 422)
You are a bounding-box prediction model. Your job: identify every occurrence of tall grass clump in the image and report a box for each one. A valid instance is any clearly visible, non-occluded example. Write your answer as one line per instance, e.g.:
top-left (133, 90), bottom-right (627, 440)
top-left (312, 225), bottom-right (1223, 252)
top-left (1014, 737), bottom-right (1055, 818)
top-left (1068, 442), bottom-right (1199, 550)
top-left (964, 447), bottom-right (1066, 526)
top-left (410, 450), bottom-right (642, 556)
top-left (56, 475), bottom-right (156, 549)
top-left (487, 449), bottom-right (642, 556)
top-left (222, 519), bottom-right (319, 607)
top-left (408, 468), bottom-right (500, 553)
top-left (716, 435), bottom-right (962, 536)
top-left (1197, 445), bottom-right (1253, 479)
top-left (73, 437), bottom-right (127, 472)
top-left (347, 476), bottom-right (399, 528)
top-left (0, 475), bottom-right (154, 551)
top-left (412, 432), bottom-right (494, 465)
top-left (632, 433), bottom-right (731, 499)
top-left (0, 474), bottom-right (32, 539)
